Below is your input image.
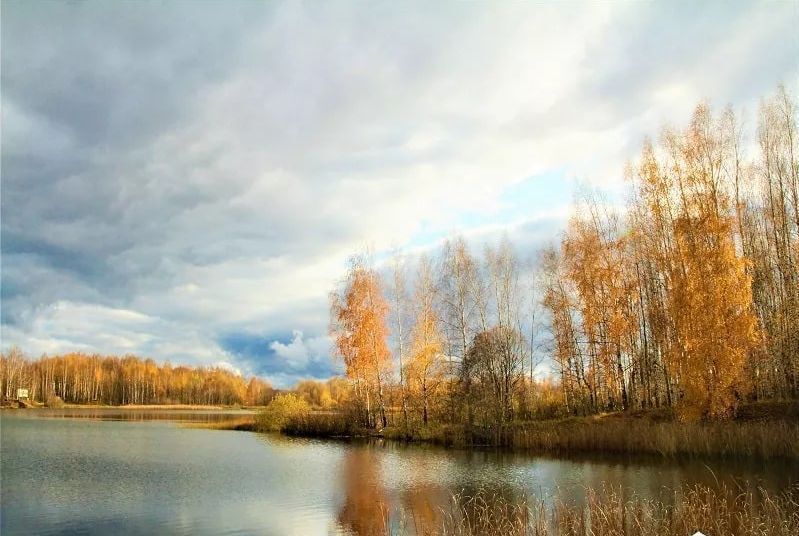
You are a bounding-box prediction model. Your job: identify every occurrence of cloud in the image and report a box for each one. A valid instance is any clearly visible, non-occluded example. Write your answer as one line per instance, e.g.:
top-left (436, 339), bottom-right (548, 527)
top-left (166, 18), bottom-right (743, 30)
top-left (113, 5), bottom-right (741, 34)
top-left (219, 330), bottom-right (341, 388)
top-left (270, 330), bottom-right (333, 372)
top-left (2, 1), bottom-right (797, 385)
top-left (0, 300), bottom-right (228, 365)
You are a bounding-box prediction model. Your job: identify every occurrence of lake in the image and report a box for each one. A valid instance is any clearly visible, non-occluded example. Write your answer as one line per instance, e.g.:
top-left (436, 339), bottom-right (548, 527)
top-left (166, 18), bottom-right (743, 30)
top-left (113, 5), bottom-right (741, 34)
top-left (1, 409), bottom-right (796, 535)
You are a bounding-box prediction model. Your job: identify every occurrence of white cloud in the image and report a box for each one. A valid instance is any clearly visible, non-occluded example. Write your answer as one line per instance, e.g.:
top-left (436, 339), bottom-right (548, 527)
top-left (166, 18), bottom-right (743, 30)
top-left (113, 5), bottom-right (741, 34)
top-left (213, 361), bottom-right (243, 377)
top-left (1, 301), bottom-right (230, 367)
top-left (2, 1), bottom-right (797, 383)
top-left (269, 330), bottom-right (332, 372)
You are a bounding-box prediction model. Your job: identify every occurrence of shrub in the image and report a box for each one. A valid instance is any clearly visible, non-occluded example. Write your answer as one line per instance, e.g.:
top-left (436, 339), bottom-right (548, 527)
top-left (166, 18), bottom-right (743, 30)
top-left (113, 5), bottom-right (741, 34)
top-left (283, 412), bottom-right (362, 437)
top-left (45, 394), bottom-right (65, 408)
top-left (254, 394), bottom-right (310, 432)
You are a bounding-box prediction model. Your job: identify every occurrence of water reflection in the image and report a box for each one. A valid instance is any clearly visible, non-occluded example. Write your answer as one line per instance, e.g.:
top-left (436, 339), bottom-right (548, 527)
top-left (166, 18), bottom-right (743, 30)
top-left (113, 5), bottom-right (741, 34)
top-left (337, 448), bottom-right (391, 535)
top-left (1, 411), bottom-right (796, 536)
top-left (334, 444), bottom-right (456, 535)
top-left (400, 483), bottom-right (449, 535)
top-left (330, 438), bottom-right (798, 535)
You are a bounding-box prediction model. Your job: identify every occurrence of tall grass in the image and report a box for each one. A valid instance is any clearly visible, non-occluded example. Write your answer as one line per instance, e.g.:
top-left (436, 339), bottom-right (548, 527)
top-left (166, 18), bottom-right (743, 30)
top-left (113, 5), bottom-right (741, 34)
top-left (508, 419), bottom-right (799, 459)
top-left (184, 417), bottom-right (255, 431)
top-left (282, 411), bottom-right (365, 438)
top-left (379, 418), bottom-right (799, 460)
top-left (392, 484), bottom-right (799, 535)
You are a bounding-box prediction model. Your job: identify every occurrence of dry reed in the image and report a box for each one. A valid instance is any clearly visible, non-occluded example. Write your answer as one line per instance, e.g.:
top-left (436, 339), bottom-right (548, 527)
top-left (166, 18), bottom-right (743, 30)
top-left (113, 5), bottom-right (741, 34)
top-left (408, 484), bottom-right (799, 535)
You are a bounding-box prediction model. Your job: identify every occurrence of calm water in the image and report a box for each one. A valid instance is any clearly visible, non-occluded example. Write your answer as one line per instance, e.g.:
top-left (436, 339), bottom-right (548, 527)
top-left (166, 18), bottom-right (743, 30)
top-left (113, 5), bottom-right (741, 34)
top-left (1, 410), bottom-right (796, 535)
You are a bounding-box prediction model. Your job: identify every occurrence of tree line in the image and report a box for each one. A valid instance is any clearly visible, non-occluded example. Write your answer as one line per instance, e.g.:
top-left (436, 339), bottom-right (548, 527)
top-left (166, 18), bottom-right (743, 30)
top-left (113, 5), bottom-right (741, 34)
top-left (0, 349), bottom-right (274, 406)
top-left (3, 87), bottom-right (795, 423)
top-left (329, 86), bottom-right (798, 430)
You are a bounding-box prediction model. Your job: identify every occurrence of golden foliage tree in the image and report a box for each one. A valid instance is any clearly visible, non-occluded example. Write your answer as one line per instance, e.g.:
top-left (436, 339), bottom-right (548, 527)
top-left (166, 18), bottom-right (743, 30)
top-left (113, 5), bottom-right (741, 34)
top-left (0, 350), bottom-right (274, 406)
top-left (329, 255), bottom-right (392, 428)
top-left (669, 215), bottom-right (760, 419)
top-left (405, 255), bottom-right (446, 426)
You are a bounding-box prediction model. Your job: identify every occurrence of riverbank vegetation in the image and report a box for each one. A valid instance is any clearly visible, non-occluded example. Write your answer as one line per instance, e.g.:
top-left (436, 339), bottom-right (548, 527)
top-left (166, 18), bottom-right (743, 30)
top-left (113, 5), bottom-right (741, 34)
top-left (184, 417), bottom-right (257, 431)
top-left (253, 393), bottom-right (310, 431)
top-left (264, 400), bottom-right (798, 459)
top-left (382, 415), bottom-right (799, 460)
top-left (0, 350), bottom-right (274, 406)
top-left (416, 484), bottom-right (799, 536)
top-left (322, 87), bottom-right (799, 449)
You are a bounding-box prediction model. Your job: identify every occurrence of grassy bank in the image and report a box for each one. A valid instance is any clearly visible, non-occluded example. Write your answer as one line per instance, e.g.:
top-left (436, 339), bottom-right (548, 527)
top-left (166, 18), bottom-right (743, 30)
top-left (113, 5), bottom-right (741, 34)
top-left (512, 418), bottom-right (798, 459)
top-left (282, 412), bottom-right (367, 438)
top-left (179, 399), bottom-right (799, 460)
top-left (402, 484), bottom-right (799, 536)
top-left (184, 417), bottom-right (257, 431)
top-left (282, 403), bottom-right (799, 460)
top-left (380, 419), bottom-right (799, 460)
top-left (61, 403), bottom-right (263, 410)
top-left (1, 402), bottom-right (265, 410)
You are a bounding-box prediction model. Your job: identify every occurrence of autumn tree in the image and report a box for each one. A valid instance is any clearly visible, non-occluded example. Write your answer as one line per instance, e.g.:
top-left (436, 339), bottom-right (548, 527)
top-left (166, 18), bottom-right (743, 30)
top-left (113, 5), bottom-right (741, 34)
top-left (561, 195), bottom-right (637, 412)
top-left (324, 86), bottom-right (794, 429)
top-left (749, 87), bottom-right (799, 398)
top-left (669, 215), bottom-right (759, 418)
top-left (0, 350), bottom-right (272, 407)
top-left (329, 255), bottom-right (392, 428)
top-left (405, 255), bottom-right (447, 426)
top-left (628, 102), bottom-right (762, 419)
top-left (541, 245), bottom-right (585, 414)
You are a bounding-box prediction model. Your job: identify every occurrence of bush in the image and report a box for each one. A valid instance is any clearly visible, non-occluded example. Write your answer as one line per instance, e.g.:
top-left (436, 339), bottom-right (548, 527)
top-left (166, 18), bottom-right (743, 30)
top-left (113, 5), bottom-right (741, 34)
top-left (45, 394), bottom-right (65, 408)
top-left (254, 394), bottom-right (310, 432)
top-left (283, 411), bottom-right (362, 437)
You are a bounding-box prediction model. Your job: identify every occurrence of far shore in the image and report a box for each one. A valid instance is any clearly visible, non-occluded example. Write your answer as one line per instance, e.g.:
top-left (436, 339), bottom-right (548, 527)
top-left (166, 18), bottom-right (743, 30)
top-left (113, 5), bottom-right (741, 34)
top-left (1, 402), bottom-right (263, 411)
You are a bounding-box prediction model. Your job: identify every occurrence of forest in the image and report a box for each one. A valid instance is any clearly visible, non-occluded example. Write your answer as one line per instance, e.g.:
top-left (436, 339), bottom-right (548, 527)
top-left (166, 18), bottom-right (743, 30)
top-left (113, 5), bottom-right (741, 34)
top-left (0, 350), bottom-right (274, 406)
top-left (327, 86), bottom-right (799, 435)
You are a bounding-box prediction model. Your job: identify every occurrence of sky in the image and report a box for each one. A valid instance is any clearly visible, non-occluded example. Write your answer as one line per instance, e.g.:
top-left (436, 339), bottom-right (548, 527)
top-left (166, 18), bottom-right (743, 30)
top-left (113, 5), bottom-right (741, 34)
top-left (2, 1), bottom-right (797, 387)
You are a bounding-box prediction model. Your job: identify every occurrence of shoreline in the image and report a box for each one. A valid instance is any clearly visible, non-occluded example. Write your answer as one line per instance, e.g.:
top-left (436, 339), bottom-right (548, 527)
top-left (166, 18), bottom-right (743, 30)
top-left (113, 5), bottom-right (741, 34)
top-left (6, 401), bottom-right (798, 461)
top-left (192, 403), bottom-right (799, 461)
top-left (1, 403), bottom-right (263, 411)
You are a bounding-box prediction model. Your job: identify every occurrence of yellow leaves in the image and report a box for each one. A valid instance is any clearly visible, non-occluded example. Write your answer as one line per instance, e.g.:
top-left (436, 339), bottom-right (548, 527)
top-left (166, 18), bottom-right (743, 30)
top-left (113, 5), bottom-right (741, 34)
top-left (669, 214), bottom-right (760, 420)
top-left (255, 393), bottom-right (310, 432)
top-left (404, 256), bottom-right (447, 423)
top-left (330, 262), bottom-right (391, 382)
top-left (329, 257), bottom-right (392, 426)
top-left (407, 308), bottom-right (445, 387)
top-left (1, 351), bottom-right (274, 406)
top-left (294, 378), bottom-right (347, 409)
top-left (544, 96), bottom-right (777, 418)
top-left (562, 208), bottom-right (637, 394)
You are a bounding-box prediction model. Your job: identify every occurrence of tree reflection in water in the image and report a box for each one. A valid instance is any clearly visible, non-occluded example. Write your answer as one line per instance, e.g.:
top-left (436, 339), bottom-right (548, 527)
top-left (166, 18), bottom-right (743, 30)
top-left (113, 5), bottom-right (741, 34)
top-left (334, 444), bottom-right (530, 535)
top-left (336, 448), bottom-right (391, 535)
